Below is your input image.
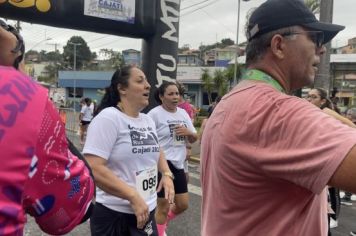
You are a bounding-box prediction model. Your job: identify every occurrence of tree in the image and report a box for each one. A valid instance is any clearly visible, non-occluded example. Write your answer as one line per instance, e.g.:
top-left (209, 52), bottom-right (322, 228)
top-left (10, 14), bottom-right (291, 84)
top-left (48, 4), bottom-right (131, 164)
top-left (221, 38), bottom-right (234, 47)
top-left (37, 64), bottom-right (57, 84)
top-left (213, 69), bottom-right (228, 96)
top-left (225, 63), bottom-right (244, 89)
top-left (63, 36), bottom-right (92, 70)
top-left (304, 0), bottom-right (320, 14)
top-left (201, 68), bottom-right (214, 105)
top-left (98, 48), bottom-right (124, 69)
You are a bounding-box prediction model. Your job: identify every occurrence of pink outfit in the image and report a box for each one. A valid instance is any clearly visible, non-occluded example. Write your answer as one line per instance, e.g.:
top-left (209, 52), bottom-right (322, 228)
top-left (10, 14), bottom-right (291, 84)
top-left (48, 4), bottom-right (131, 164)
top-left (178, 101), bottom-right (194, 119)
top-left (0, 66), bottom-right (94, 235)
top-left (201, 82), bottom-right (356, 236)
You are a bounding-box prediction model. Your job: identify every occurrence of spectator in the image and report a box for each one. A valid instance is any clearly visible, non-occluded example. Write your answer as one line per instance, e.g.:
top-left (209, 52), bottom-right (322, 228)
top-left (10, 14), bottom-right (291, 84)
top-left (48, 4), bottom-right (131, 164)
top-left (0, 19), bottom-right (95, 235)
top-left (306, 88), bottom-right (356, 233)
top-left (200, 0), bottom-right (354, 235)
top-left (341, 107), bottom-right (356, 207)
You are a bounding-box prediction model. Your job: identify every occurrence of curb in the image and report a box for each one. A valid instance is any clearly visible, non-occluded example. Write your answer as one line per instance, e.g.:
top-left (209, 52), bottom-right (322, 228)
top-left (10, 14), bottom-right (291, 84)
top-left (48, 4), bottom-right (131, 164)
top-left (190, 155), bottom-right (200, 164)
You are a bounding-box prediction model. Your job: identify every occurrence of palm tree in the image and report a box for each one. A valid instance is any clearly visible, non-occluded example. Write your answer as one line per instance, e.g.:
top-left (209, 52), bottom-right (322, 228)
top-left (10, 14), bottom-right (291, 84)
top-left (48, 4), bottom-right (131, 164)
top-left (213, 69), bottom-right (228, 96)
top-left (201, 68), bottom-right (214, 105)
top-left (225, 64), bottom-right (243, 89)
top-left (304, 0), bottom-right (320, 14)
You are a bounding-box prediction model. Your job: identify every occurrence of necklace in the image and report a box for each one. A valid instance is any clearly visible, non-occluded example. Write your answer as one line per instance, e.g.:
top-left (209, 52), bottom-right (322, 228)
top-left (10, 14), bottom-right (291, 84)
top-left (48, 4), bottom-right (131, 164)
top-left (117, 103), bottom-right (125, 112)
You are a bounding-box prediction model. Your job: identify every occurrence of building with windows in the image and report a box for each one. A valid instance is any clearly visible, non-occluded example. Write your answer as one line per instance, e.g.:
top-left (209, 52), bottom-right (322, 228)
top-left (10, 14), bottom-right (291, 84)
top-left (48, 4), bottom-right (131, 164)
top-left (330, 54), bottom-right (356, 108)
top-left (58, 66), bottom-right (225, 110)
top-left (122, 49), bottom-right (141, 66)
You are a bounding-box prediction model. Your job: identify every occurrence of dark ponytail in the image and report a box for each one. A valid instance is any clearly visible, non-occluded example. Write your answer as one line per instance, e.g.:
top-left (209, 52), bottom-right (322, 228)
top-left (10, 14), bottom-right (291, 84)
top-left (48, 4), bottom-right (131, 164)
top-left (95, 65), bottom-right (133, 115)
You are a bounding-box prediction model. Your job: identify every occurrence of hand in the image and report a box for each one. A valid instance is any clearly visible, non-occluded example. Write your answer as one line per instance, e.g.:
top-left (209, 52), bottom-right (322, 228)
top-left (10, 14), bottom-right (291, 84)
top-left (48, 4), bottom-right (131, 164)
top-left (174, 125), bottom-right (190, 137)
top-left (129, 192), bottom-right (149, 229)
top-left (157, 175), bottom-right (175, 204)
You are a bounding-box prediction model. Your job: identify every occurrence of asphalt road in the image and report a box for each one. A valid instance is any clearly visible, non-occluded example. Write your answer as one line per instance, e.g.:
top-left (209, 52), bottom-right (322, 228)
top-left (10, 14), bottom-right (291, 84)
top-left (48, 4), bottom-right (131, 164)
top-left (24, 162), bottom-right (202, 236)
top-left (23, 129), bottom-right (356, 235)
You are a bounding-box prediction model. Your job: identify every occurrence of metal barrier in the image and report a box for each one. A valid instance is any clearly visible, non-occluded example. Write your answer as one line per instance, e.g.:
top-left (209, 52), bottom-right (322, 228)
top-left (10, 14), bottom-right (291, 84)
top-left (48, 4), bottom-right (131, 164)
top-left (58, 107), bottom-right (80, 134)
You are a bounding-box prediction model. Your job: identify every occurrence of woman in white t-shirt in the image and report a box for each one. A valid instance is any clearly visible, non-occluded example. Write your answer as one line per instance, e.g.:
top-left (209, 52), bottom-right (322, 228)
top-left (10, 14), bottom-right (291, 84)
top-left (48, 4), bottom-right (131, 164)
top-left (148, 82), bottom-right (198, 236)
top-left (83, 66), bottom-right (174, 236)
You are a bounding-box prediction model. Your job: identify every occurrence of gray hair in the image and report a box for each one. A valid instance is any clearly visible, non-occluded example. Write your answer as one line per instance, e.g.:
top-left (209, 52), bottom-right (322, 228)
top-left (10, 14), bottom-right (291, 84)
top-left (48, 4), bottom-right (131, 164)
top-left (245, 26), bottom-right (299, 66)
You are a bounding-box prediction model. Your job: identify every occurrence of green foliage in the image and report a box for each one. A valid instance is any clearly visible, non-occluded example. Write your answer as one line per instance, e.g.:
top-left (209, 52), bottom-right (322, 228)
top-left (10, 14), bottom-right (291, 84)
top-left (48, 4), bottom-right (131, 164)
top-left (193, 116), bottom-right (206, 128)
top-left (63, 36), bottom-right (92, 70)
top-left (213, 69), bottom-right (228, 96)
top-left (201, 68), bottom-right (214, 104)
top-left (304, 0), bottom-right (320, 14)
top-left (199, 38), bottom-right (236, 54)
top-left (99, 48), bottom-right (124, 69)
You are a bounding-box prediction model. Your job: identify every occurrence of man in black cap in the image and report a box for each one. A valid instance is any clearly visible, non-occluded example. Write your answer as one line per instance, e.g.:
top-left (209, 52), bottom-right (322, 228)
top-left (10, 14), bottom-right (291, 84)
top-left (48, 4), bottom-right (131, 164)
top-left (201, 0), bottom-right (356, 235)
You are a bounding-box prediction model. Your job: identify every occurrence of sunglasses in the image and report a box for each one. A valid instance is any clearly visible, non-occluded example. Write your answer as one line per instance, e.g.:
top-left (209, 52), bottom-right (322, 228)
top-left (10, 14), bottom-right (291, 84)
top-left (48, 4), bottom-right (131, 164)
top-left (281, 30), bottom-right (324, 48)
top-left (0, 19), bottom-right (24, 54)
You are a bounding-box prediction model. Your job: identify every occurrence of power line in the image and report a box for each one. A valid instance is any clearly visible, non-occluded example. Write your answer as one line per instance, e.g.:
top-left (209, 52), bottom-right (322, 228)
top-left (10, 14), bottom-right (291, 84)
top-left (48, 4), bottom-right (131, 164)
top-left (181, 0), bottom-right (224, 17)
top-left (181, 0), bottom-right (212, 11)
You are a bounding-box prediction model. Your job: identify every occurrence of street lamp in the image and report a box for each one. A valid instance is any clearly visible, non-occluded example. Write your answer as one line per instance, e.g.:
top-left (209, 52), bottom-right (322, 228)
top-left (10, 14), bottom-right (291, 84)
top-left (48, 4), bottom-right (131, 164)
top-left (233, 0), bottom-right (250, 86)
top-left (68, 42), bottom-right (81, 112)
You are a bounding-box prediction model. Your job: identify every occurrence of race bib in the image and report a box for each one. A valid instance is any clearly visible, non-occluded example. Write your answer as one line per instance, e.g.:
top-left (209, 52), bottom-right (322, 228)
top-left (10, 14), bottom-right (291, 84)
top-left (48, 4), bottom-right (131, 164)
top-left (135, 165), bottom-right (158, 200)
top-left (173, 127), bottom-right (185, 146)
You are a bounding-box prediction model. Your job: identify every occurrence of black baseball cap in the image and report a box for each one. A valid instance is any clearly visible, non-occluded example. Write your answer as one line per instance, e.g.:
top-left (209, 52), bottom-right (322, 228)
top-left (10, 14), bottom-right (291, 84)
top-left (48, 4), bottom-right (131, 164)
top-left (246, 0), bottom-right (345, 44)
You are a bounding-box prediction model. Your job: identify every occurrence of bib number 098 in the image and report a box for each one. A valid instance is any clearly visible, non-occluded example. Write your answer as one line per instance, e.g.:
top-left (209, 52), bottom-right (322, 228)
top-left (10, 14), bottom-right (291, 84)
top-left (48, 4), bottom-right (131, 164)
top-left (142, 176), bottom-right (156, 191)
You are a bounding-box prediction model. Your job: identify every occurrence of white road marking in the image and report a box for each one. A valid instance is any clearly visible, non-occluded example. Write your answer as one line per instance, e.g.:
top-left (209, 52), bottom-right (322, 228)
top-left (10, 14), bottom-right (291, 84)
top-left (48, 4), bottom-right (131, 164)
top-left (188, 183), bottom-right (202, 196)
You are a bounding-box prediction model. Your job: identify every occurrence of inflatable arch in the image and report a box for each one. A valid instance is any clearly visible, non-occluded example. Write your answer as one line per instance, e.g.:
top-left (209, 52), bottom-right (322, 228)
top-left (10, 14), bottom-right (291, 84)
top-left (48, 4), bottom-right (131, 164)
top-left (0, 0), bottom-right (180, 110)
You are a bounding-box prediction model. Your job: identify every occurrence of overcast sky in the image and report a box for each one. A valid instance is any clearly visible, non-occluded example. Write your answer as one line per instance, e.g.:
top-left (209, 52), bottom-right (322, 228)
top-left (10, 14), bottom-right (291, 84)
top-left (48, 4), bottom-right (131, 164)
top-left (3, 0), bottom-right (355, 55)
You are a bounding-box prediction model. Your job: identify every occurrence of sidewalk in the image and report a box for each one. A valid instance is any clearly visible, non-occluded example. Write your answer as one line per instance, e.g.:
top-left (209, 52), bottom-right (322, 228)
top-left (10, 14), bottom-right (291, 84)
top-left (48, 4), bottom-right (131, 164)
top-left (190, 141), bottom-right (201, 163)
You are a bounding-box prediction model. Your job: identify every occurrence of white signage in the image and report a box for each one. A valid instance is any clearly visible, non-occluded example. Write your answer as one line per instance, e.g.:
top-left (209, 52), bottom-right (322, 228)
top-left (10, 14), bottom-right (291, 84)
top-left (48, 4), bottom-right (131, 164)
top-left (84, 0), bottom-right (135, 23)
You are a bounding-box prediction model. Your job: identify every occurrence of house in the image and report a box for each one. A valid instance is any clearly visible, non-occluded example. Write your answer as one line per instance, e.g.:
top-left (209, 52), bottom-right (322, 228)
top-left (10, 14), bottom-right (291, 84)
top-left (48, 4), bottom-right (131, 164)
top-left (122, 49), bottom-right (141, 66)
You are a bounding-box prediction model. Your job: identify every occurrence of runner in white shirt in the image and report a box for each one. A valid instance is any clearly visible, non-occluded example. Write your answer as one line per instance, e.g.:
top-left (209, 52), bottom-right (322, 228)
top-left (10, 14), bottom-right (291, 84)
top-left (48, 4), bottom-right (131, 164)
top-left (83, 66), bottom-right (174, 236)
top-left (148, 82), bottom-right (198, 236)
top-left (79, 97), bottom-right (93, 145)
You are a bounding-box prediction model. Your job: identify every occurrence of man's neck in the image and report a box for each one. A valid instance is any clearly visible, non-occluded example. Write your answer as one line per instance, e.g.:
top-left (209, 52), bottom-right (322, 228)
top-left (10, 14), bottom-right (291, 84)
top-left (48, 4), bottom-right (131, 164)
top-left (248, 61), bottom-right (291, 94)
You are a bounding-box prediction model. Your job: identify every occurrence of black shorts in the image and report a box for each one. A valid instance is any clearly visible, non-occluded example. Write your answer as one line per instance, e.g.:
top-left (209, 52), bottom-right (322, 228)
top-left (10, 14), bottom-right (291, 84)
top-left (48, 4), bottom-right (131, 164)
top-left (81, 120), bottom-right (91, 126)
top-left (157, 160), bottom-right (188, 198)
top-left (90, 203), bottom-right (158, 236)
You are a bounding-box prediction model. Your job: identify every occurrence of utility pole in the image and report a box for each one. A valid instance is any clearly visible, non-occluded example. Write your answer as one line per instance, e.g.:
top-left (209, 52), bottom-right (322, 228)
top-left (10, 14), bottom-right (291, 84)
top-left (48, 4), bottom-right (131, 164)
top-left (314, 0), bottom-right (333, 94)
top-left (15, 20), bottom-right (21, 32)
top-left (68, 42), bottom-right (81, 111)
top-left (47, 42), bottom-right (60, 87)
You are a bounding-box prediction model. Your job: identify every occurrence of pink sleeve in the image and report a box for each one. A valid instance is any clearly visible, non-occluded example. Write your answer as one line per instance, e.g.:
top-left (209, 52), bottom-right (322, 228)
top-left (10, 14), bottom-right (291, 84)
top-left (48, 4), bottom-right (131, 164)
top-left (250, 97), bottom-right (356, 194)
top-left (22, 100), bottom-right (95, 235)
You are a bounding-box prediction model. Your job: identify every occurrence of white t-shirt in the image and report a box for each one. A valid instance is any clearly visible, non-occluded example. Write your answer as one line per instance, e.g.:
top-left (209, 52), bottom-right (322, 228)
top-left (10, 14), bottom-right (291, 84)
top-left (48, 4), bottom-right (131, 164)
top-left (83, 107), bottom-right (160, 214)
top-left (80, 104), bottom-right (93, 122)
top-left (148, 106), bottom-right (196, 169)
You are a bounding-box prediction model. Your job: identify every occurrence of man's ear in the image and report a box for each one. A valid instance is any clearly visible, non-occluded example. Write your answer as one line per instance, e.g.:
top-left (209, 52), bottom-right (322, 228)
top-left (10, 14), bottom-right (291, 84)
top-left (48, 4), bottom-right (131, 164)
top-left (270, 35), bottom-right (286, 60)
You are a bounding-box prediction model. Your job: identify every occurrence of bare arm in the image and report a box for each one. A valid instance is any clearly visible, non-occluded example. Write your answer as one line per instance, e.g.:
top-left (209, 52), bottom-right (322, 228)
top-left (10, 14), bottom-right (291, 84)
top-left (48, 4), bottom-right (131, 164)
top-left (323, 108), bottom-right (356, 128)
top-left (329, 145), bottom-right (356, 193)
top-left (84, 154), bottom-right (149, 229)
top-left (156, 150), bottom-right (175, 203)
